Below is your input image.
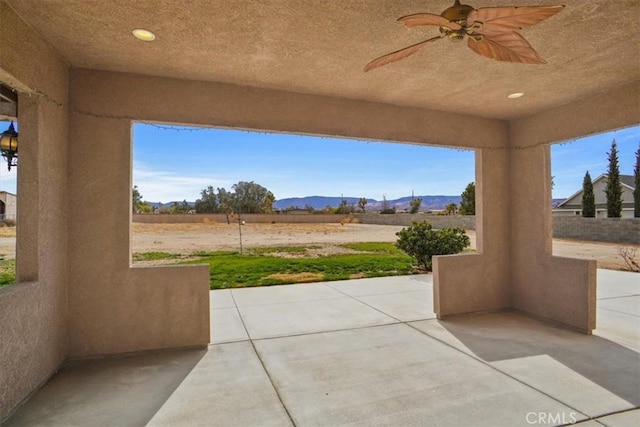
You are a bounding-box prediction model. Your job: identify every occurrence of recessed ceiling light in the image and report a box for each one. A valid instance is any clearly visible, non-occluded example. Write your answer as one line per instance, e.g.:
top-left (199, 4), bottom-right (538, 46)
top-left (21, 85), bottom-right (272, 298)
top-left (132, 28), bottom-right (156, 42)
top-left (507, 92), bottom-right (524, 99)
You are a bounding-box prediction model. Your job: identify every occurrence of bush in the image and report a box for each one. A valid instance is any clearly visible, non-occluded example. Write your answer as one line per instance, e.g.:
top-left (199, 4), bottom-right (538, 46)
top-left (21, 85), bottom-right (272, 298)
top-left (395, 221), bottom-right (470, 271)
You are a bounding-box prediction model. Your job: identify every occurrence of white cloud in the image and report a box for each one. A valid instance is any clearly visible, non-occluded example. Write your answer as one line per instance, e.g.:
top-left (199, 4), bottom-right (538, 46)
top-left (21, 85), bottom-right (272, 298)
top-left (0, 165), bottom-right (17, 194)
top-left (133, 162), bottom-right (230, 202)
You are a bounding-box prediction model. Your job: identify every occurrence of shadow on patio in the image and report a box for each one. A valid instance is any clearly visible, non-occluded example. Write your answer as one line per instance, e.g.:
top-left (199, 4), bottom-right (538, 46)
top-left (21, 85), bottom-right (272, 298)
top-left (6, 271), bottom-right (639, 426)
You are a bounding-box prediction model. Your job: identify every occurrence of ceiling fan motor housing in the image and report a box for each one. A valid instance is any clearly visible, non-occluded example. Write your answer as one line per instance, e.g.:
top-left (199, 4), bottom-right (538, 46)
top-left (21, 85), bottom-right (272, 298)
top-left (440, 0), bottom-right (474, 41)
top-left (441, 0), bottom-right (473, 22)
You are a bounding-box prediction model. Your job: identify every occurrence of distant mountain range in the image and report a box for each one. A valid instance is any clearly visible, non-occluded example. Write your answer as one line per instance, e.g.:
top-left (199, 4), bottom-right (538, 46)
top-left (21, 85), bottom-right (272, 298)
top-left (273, 195), bottom-right (462, 211)
top-left (147, 196), bottom-right (568, 211)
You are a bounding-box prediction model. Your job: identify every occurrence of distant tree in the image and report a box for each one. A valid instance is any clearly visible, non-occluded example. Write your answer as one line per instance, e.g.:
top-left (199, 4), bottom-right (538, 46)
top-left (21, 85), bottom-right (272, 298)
top-left (169, 202), bottom-right (181, 214)
top-left (459, 182), bottom-right (475, 215)
top-left (358, 197), bottom-right (368, 213)
top-left (605, 140), bottom-right (623, 218)
top-left (137, 202), bottom-right (153, 214)
top-left (409, 197), bottom-right (422, 214)
top-left (261, 191), bottom-right (276, 213)
top-left (233, 181), bottom-right (274, 213)
top-left (167, 201), bottom-right (192, 214)
top-left (634, 143), bottom-right (640, 218)
top-left (132, 185), bottom-right (143, 213)
top-left (444, 203), bottom-right (457, 215)
top-left (304, 204), bottom-right (315, 213)
top-left (581, 171), bottom-right (596, 218)
top-left (195, 186), bottom-right (219, 213)
top-left (380, 195), bottom-right (396, 214)
top-left (212, 187), bottom-right (232, 223)
top-left (336, 199), bottom-right (349, 214)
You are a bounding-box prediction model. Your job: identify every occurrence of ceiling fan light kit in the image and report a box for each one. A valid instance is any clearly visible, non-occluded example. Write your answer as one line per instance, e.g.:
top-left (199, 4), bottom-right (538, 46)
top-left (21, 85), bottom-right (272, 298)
top-left (365, 0), bottom-right (564, 71)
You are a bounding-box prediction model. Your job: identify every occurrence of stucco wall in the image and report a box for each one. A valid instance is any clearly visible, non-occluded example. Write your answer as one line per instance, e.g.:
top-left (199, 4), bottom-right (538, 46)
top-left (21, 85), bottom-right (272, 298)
top-left (71, 69), bottom-right (508, 150)
top-left (66, 115), bottom-right (210, 357)
top-left (67, 67), bottom-right (508, 357)
top-left (0, 1), bottom-right (69, 420)
top-left (132, 212), bottom-right (477, 228)
top-left (509, 134), bottom-right (597, 332)
top-left (505, 84), bottom-right (639, 331)
top-left (434, 148), bottom-right (511, 317)
top-left (134, 213), bottom-right (347, 224)
top-left (1, 1), bottom-right (638, 418)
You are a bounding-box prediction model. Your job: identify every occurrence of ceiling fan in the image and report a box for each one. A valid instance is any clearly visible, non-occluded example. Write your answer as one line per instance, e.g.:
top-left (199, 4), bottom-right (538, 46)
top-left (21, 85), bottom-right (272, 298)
top-left (364, 0), bottom-right (564, 71)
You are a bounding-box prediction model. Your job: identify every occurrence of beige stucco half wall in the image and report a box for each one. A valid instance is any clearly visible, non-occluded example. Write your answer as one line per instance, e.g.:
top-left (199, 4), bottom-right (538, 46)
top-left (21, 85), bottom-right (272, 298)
top-left (0, 2), bottom-right (69, 419)
top-left (1, 0), bottom-right (639, 420)
top-left (434, 82), bottom-right (638, 331)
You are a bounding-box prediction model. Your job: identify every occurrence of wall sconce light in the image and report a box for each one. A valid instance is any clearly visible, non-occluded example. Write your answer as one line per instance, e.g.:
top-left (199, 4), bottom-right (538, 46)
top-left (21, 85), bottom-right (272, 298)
top-left (0, 122), bottom-right (18, 171)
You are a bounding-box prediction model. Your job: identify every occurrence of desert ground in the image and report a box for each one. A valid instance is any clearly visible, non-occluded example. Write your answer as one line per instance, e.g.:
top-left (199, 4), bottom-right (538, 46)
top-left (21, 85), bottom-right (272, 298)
top-left (0, 223), bottom-right (637, 270)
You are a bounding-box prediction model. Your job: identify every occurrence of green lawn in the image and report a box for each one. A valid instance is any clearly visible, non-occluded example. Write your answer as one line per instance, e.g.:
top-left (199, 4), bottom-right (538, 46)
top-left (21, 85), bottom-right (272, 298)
top-left (0, 259), bottom-right (15, 289)
top-left (182, 242), bottom-right (415, 289)
top-left (0, 243), bottom-right (415, 290)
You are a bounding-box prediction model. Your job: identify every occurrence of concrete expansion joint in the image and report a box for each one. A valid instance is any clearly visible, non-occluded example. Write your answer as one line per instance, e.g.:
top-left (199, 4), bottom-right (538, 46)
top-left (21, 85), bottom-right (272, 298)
top-left (246, 322), bottom-right (405, 343)
top-left (404, 321), bottom-right (590, 421)
top-left (598, 294), bottom-right (640, 301)
top-left (587, 407), bottom-right (640, 424)
top-left (230, 291), bottom-right (298, 426)
top-left (325, 283), bottom-right (408, 324)
top-left (233, 295), bottom-right (345, 309)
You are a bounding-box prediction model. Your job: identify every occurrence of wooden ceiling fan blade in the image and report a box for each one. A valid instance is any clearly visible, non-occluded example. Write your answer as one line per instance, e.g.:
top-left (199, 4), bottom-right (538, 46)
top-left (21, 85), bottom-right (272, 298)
top-left (467, 32), bottom-right (546, 64)
top-left (398, 13), bottom-right (461, 30)
top-left (467, 5), bottom-right (564, 33)
top-left (364, 36), bottom-right (443, 72)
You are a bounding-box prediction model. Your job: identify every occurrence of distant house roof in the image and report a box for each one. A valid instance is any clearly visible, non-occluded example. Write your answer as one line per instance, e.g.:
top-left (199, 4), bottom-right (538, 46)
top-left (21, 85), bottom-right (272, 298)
top-left (556, 174), bottom-right (635, 209)
top-left (620, 174), bottom-right (636, 189)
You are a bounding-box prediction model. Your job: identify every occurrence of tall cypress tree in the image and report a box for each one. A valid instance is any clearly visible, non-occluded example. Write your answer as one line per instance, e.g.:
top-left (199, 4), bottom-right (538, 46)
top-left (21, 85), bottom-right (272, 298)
top-left (459, 182), bottom-right (475, 215)
top-left (581, 171), bottom-right (596, 217)
top-left (634, 142), bottom-right (640, 218)
top-left (605, 140), bottom-right (623, 218)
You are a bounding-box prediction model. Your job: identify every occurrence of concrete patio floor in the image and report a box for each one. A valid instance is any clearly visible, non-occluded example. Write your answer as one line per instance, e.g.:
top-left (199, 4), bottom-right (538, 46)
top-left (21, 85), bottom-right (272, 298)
top-left (6, 270), bottom-right (639, 426)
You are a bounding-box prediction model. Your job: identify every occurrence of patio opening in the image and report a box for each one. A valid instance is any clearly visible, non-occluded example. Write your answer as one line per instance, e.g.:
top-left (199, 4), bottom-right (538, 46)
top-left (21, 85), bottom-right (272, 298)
top-left (130, 122), bottom-right (477, 288)
top-left (0, 119), bottom-right (17, 289)
top-left (550, 125), bottom-right (640, 271)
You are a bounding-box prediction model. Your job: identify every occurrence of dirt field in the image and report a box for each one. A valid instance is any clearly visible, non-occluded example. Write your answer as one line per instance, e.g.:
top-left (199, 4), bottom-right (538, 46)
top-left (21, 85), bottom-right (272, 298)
top-left (130, 223), bottom-right (639, 270)
top-left (0, 223), bottom-right (638, 270)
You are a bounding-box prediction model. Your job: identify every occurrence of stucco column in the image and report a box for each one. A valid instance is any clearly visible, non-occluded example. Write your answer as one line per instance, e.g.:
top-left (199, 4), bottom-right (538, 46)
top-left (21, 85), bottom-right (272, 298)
top-left (433, 147), bottom-right (510, 317)
top-left (14, 95), bottom-right (39, 282)
top-left (66, 111), bottom-right (210, 357)
top-left (435, 143), bottom-right (596, 333)
top-left (508, 144), bottom-right (596, 333)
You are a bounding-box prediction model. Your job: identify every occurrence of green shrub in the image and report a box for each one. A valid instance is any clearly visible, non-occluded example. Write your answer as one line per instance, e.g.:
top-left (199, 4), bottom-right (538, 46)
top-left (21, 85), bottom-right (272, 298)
top-left (395, 221), bottom-right (470, 271)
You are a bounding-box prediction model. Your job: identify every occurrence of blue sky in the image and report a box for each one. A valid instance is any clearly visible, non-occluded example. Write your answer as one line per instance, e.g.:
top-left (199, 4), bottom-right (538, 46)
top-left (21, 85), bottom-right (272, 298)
top-left (551, 126), bottom-right (638, 199)
top-left (132, 123), bottom-right (639, 203)
top-left (0, 121), bottom-right (637, 201)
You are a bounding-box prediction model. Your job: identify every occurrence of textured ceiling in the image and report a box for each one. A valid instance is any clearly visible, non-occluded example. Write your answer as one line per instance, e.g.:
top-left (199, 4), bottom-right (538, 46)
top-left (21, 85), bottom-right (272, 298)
top-left (6, 0), bottom-right (640, 120)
